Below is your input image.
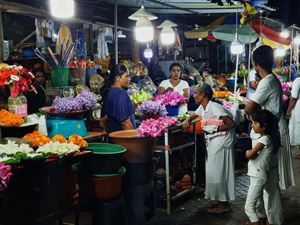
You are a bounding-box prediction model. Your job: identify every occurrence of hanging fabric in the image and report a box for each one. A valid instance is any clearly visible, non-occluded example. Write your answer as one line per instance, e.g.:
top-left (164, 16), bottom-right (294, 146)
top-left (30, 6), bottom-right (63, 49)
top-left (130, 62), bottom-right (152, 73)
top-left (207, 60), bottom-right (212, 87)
top-left (76, 31), bottom-right (87, 60)
top-left (56, 24), bottom-right (73, 53)
top-left (104, 27), bottom-right (113, 44)
top-left (97, 27), bottom-right (109, 59)
top-left (35, 18), bottom-right (55, 48)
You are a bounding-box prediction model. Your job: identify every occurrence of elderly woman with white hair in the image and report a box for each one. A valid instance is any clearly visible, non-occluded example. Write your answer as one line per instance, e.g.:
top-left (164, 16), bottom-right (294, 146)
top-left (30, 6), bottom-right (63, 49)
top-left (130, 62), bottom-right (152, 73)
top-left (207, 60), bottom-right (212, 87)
top-left (186, 83), bottom-right (236, 214)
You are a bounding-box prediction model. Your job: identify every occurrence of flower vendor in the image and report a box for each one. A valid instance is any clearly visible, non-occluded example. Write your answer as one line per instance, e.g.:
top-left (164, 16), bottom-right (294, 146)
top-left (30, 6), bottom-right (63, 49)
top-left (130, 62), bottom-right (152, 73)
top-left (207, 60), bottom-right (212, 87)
top-left (100, 64), bottom-right (136, 133)
top-left (158, 62), bottom-right (190, 114)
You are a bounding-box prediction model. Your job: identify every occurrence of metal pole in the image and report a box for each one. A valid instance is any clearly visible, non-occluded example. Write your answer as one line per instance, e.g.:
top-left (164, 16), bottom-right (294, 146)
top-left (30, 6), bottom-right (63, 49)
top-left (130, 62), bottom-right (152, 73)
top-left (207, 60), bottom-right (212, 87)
top-left (234, 54), bottom-right (239, 97)
top-left (248, 25), bottom-right (252, 70)
top-left (164, 131), bottom-right (171, 215)
top-left (193, 124), bottom-right (197, 185)
top-left (0, 11), bottom-right (4, 61)
top-left (114, 0), bottom-right (118, 65)
top-left (290, 28), bottom-right (294, 81)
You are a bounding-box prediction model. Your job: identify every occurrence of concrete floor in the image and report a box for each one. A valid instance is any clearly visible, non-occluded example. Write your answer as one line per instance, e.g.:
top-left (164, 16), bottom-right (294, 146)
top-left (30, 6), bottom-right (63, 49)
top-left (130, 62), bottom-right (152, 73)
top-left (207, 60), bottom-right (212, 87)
top-left (64, 148), bottom-right (300, 225)
top-left (191, 147), bottom-right (300, 225)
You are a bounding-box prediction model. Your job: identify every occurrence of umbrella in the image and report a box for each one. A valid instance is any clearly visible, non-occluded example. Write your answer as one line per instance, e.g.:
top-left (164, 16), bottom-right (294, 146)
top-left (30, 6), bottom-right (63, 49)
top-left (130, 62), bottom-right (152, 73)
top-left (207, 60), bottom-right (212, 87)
top-left (212, 24), bottom-right (258, 43)
top-left (252, 22), bottom-right (291, 45)
top-left (184, 16), bottom-right (226, 39)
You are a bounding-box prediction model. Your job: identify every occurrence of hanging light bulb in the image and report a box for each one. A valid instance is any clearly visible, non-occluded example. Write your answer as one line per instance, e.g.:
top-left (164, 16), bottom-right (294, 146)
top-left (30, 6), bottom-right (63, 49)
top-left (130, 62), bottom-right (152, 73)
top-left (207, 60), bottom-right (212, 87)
top-left (198, 38), bottom-right (202, 41)
top-left (135, 18), bottom-right (154, 43)
top-left (280, 29), bottom-right (290, 38)
top-left (230, 39), bottom-right (245, 54)
top-left (157, 20), bottom-right (177, 46)
top-left (129, 5), bottom-right (157, 43)
top-left (293, 33), bottom-right (300, 45)
top-left (144, 47), bottom-right (153, 59)
top-left (275, 46), bottom-right (286, 57)
top-left (50, 0), bottom-right (74, 18)
top-left (160, 27), bottom-right (175, 45)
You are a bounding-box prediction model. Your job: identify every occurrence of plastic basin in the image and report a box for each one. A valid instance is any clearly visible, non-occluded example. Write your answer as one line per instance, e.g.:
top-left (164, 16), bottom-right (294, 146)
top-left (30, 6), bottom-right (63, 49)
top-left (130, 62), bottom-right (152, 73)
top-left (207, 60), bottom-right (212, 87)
top-left (82, 143), bottom-right (126, 174)
top-left (80, 167), bottom-right (126, 200)
top-left (109, 129), bottom-right (155, 163)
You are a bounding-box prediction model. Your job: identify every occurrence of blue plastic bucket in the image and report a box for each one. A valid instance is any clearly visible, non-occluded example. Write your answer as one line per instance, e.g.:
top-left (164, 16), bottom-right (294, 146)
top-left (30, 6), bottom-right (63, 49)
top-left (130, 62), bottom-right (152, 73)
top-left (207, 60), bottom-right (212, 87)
top-left (227, 78), bottom-right (235, 91)
top-left (166, 105), bottom-right (180, 117)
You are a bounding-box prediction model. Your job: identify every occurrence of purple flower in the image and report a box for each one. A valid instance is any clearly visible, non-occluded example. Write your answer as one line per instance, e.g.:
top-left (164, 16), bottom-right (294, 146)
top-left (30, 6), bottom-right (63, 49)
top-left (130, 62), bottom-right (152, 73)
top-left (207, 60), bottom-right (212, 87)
top-left (137, 100), bottom-right (167, 118)
top-left (52, 90), bottom-right (97, 112)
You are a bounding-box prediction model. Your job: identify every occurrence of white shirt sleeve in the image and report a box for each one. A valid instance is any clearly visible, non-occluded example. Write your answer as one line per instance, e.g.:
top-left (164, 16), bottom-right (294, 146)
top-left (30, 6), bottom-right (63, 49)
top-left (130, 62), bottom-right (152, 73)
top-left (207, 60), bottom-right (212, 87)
top-left (251, 78), bottom-right (270, 106)
top-left (248, 70), bottom-right (256, 82)
top-left (180, 80), bottom-right (190, 90)
top-left (213, 102), bottom-right (230, 118)
top-left (159, 80), bottom-right (170, 89)
top-left (195, 106), bottom-right (203, 116)
top-left (258, 135), bottom-right (270, 146)
top-left (291, 77), bottom-right (300, 99)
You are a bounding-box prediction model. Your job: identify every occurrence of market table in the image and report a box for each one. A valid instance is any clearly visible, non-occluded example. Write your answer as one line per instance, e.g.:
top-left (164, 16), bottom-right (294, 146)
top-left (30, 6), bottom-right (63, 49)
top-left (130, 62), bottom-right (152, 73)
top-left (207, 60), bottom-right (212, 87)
top-left (83, 131), bottom-right (107, 142)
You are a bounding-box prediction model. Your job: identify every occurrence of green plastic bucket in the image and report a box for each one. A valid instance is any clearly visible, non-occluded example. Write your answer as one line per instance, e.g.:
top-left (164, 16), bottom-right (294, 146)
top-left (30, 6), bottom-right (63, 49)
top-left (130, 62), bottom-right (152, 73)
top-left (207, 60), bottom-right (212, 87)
top-left (51, 68), bottom-right (69, 87)
top-left (82, 143), bottom-right (126, 174)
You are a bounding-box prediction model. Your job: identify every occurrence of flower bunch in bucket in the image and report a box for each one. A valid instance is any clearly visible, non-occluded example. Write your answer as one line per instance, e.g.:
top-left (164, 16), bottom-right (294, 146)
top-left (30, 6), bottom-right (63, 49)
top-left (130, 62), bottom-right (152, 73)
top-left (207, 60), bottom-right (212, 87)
top-left (137, 100), bottom-right (167, 119)
top-left (0, 64), bottom-right (34, 97)
top-left (152, 91), bottom-right (186, 106)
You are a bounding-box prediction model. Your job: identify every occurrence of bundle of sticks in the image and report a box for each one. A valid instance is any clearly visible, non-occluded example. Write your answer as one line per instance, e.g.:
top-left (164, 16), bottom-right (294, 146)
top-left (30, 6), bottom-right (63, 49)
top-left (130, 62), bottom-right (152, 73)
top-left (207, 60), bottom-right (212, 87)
top-left (34, 42), bottom-right (76, 68)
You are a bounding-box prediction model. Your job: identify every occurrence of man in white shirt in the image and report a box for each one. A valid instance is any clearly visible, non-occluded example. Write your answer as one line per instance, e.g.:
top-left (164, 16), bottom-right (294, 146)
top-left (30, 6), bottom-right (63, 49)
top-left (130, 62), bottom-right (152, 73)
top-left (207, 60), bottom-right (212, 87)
top-left (246, 69), bottom-right (258, 99)
top-left (245, 45), bottom-right (283, 225)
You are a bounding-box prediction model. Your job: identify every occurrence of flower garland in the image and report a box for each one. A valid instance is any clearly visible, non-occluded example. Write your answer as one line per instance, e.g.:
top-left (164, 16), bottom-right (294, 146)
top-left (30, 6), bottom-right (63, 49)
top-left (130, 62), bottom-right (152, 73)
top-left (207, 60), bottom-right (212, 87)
top-left (152, 91), bottom-right (187, 106)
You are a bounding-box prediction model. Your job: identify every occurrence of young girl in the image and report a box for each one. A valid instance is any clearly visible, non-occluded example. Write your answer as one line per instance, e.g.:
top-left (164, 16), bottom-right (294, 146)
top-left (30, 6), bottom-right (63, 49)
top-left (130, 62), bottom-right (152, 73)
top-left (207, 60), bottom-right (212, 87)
top-left (245, 109), bottom-right (275, 225)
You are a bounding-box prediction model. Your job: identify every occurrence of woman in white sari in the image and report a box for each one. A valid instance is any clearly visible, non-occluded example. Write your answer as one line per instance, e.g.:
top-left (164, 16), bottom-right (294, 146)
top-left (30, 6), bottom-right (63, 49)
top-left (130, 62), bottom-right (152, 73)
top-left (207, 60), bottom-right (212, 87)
top-left (187, 83), bottom-right (235, 214)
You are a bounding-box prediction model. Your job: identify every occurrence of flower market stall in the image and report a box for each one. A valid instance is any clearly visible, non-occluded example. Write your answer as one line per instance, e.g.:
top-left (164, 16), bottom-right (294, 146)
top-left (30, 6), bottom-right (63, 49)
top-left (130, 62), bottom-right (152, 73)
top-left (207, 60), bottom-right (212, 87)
top-left (1, 0), bottom-right (299, 224)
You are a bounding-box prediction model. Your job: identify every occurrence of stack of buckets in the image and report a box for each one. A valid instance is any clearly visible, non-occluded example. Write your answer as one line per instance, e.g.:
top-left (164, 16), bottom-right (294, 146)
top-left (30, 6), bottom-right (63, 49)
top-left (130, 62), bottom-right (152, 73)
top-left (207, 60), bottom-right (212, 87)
top-left (50, 67), bottom-right (96, 87)
top-left (80, 143), bottom-right (126, 200)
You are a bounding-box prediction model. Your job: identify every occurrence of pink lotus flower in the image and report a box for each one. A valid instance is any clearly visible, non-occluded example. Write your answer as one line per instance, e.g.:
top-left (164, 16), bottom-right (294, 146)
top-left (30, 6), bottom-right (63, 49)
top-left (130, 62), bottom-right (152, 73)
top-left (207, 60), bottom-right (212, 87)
top-left (152, 91), bottom-right (187, 106)
top-left (0, 162), bottom-right (13, 192)
top-left (138, 117), bottom-right (178, 138)
top-left (283, 94), bottom-right (289, 102)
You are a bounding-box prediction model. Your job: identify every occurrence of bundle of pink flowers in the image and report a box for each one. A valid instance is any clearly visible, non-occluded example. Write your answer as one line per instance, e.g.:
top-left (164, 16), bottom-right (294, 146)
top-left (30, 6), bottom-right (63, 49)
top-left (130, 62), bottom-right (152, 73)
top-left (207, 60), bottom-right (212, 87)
top-left (152, 91), bottom-right (187, 106)
top-left (138, 117), bottom-right (178, 138)
top-left (0, 162), bottom-right (13, 192)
